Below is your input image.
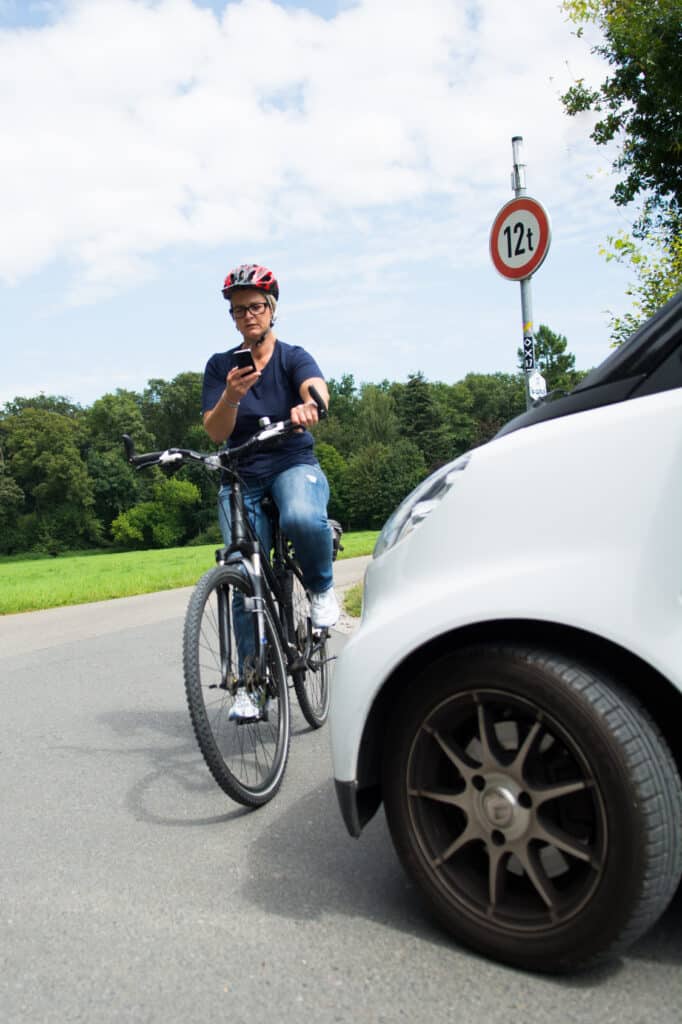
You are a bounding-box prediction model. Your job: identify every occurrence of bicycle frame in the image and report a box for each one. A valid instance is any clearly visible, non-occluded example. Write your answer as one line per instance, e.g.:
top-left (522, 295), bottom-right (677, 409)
top-left (218, 472), bottom-right (315, 685)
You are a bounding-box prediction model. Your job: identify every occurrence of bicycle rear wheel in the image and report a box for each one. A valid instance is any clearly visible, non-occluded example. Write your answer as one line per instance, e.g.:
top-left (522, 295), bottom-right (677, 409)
top-left (183, 564), bottom-right (290, 807)
top-left (290, 571), bottom-right (331, 729)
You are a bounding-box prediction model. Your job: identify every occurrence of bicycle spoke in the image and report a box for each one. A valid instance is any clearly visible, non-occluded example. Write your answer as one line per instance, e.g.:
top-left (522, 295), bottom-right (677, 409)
top-left (183, 566), bottom-right (291, 807)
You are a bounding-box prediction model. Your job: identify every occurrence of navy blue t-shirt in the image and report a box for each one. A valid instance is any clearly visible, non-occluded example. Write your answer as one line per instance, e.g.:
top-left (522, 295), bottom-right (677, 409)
top-left (202, 339), bottom-right (323, 481)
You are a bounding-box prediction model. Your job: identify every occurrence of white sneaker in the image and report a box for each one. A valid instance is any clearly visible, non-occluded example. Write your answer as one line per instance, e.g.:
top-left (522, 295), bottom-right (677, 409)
top-left (228, 686), bottom-right (262, 723)
top-left (310, 588), bottom-right (340, 628)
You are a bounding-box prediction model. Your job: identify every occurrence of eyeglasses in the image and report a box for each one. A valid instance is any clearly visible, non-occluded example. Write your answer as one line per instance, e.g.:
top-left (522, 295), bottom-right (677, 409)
top-left (231, 302), bottom-right (268, 320)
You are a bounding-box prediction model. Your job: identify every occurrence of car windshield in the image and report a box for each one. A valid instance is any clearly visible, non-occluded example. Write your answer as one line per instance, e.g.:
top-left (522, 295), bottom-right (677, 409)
top-left (572, 289), bottom-right (682, 394)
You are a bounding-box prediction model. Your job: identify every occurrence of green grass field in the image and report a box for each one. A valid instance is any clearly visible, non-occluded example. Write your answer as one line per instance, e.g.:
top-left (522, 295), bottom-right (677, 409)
top-left (0, 531), bottom-right (378, 615)
top-left (343, 582), bottom-right (363, 618)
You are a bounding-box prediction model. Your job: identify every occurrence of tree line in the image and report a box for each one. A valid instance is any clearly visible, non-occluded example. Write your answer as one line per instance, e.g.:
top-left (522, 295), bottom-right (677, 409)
top-left (560, 0), bottom-right (682, 336)
top-left (0, 327), bottom-right (583, 556)
top-left (4, 1), bottom-right (679, 557)
top-left (3, 1), bottom-right (680, 557)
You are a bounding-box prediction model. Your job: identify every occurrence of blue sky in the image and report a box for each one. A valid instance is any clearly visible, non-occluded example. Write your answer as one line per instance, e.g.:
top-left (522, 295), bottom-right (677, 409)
top-left (1, 0), bottom-right (636, 408)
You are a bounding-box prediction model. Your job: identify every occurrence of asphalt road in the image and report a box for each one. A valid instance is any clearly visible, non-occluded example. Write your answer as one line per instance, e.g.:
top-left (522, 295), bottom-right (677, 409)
top-left (1, 559), bottom-right (681, 1023)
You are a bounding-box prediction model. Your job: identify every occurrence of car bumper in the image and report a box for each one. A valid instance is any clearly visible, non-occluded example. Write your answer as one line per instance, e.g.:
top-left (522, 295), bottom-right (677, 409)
top-left (334, 779), bottom-right (362, 838)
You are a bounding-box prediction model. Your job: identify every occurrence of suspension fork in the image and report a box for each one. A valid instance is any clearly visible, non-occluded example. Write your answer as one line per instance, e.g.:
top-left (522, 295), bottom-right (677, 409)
top-left (217, 581), bottom-right (233, 689)
top-left (247, 547), bottom-right (270, 682)
top-left (225, 479), bottom-right (270, 685)
top-left (226, 480), bottom-right (289, 685)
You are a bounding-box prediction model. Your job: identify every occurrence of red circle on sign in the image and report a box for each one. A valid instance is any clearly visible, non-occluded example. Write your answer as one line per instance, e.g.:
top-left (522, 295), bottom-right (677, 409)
top-left (490, 197), bottom-right (551, 280)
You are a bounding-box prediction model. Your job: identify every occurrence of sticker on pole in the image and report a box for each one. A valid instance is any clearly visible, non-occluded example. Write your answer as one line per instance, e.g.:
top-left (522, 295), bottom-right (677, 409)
top-left (490, 197), bottom-right (551, 281)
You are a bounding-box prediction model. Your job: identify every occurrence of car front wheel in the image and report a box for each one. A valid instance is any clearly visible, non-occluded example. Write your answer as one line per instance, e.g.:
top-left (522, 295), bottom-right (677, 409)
top-left (382, 646), bottom-right (682, 972)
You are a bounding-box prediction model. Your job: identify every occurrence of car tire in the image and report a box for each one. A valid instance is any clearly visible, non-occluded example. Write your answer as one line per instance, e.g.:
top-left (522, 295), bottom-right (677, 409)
top-left (382, 645), bottom-right (682, 972)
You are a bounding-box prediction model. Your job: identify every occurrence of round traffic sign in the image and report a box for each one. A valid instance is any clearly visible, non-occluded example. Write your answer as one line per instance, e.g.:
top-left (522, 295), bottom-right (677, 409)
top-left (490, 197), bottom-right (551, 280)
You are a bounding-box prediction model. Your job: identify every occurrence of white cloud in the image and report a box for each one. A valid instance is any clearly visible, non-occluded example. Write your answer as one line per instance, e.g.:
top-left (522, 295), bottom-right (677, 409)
top-left (0, 0), bottom-right (616, 303)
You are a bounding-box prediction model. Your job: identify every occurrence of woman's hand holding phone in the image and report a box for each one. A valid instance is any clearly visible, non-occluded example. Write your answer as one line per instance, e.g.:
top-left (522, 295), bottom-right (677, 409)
top-left (233, 348), bottom-right (257, 372)
top-left (225, 349), bottom-right (260, 406)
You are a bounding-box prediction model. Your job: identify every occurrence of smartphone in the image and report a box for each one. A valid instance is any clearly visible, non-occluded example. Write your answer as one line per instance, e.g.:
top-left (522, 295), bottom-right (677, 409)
top-left (233, 348), bottom-right (257, 372)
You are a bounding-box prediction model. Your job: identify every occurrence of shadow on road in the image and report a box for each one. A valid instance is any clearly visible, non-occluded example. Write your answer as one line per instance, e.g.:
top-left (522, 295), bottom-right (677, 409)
top-left (98, 707), bottom-right (251, 827)
top-left (97, 702), bottom-right (682, 980)
top-left (628, 884), bottom-right (682, 967)
top-left (243, 775), bottom-right (459, 944)
top-left (240, 777), bottom-right (682, 983)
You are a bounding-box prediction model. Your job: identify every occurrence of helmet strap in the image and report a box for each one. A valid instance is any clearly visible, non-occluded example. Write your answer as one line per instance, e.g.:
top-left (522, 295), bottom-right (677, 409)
top-left (255, 322), bottom-right (274, 346)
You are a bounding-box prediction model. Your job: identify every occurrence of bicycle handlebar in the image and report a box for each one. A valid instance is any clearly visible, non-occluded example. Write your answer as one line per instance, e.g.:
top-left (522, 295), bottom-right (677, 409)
top-left (122, 385), bottom-right (328, 471)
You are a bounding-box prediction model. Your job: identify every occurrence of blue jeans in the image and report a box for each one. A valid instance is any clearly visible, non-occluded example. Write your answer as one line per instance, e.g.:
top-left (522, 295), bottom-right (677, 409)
top-left (218, 462), bottom-right (333, 665)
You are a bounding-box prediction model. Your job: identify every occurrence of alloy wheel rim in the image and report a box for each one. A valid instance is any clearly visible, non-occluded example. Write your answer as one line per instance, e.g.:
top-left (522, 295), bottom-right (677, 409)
top-left (406, 688), bottom-right (608, 933)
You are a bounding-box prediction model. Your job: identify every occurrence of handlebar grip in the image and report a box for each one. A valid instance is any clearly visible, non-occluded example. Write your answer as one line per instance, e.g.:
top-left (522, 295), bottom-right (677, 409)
top-left (122, 434), bottom-right (162, 468)
top-left (122, 434), bottom-right (136, 462)
top-left (308, 384), bottom-right (328, 420)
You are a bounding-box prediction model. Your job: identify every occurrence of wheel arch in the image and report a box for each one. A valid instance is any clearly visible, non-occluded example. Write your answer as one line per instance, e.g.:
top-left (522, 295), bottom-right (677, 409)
top-left (354, 618), bottom-right (682, 830)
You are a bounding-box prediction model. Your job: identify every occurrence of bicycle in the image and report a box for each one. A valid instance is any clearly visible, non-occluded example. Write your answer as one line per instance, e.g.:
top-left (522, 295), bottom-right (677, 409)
top-left (122, 387), bottom-right (341, 808)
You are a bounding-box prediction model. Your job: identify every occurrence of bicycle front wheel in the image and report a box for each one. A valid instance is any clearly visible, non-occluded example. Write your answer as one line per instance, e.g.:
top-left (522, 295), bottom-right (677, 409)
top-left (183, 565), bottom-right (291, 807)
top-left (290, 571), bottom-right (331, 729)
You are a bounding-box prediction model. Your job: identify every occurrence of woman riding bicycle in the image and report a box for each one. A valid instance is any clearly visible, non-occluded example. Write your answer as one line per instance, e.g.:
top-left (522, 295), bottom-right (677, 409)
top-left (202, 263), bottom-right (339, 720)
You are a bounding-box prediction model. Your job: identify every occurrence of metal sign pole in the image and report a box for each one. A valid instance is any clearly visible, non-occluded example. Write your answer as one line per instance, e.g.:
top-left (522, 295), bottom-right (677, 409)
top-left (511, 136), bottom-right (546, 408)
top-left (490, 141), bottom-right (551, 404)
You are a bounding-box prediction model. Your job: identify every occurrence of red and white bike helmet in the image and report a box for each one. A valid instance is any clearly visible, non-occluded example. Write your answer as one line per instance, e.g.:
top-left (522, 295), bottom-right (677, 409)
top-left (222, 264), bottom-right (279, 301)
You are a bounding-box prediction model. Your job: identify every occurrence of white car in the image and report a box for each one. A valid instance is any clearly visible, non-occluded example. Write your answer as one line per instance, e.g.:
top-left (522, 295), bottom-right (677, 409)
top-left (329, 291), bottom-right (682, 973)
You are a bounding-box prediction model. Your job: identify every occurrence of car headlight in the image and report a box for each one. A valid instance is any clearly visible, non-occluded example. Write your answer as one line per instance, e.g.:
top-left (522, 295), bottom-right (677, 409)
top-left (374, 452), bottom-right (472, 558)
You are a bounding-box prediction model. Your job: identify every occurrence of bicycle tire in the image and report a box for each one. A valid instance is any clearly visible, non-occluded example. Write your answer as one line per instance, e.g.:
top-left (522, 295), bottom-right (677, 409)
top-left (290, 570), bottom-right (331, 729)
top-left (183, 564), bottom-right (291, 807)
